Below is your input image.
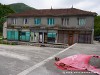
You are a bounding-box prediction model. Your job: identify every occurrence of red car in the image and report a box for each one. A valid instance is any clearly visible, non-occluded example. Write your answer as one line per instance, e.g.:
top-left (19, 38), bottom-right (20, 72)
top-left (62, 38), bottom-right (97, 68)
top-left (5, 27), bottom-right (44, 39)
top-left (55, 54), bottom-right (100, 75)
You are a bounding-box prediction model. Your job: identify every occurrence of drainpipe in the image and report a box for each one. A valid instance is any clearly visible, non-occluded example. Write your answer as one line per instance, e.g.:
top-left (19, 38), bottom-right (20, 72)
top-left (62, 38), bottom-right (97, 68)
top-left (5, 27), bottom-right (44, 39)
top-left (91, 29), bottom-right (94, 44)
top-left (55, 31), bottom-right (58, 43)
top-left (42, 32), bottom-right (44, 44)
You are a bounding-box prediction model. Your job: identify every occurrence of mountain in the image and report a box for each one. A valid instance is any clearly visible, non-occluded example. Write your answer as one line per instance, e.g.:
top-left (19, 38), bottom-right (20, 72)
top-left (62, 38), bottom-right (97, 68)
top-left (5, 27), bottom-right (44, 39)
top-left (9, 3), bottom-right (35, 13)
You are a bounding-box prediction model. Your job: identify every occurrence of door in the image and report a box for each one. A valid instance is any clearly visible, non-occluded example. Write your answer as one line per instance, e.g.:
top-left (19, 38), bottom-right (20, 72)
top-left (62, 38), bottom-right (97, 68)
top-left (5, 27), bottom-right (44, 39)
top-left (30, 32), bottom-right (34, 42)
top-left (31, 32), bottom-right (39, 42)
top-left (39, 32), bottom-right (43, 43)
top-left (34, 32), bottom-right (39, 42)
top-left (44, 33), bottom-right (47, 43)
top-left (68, 34), bottom-right (74, 45)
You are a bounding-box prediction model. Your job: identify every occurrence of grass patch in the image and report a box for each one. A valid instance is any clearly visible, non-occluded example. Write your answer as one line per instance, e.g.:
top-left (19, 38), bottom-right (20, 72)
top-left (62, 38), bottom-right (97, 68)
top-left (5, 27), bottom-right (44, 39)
top-left (0, 32), bottom-right (2, 35)
top-left (0, 33), bottom-right (3, 39)
top-left (0, 40), bottom-right (18, 45)
top-left (0, 36), bottom-right (3, 40)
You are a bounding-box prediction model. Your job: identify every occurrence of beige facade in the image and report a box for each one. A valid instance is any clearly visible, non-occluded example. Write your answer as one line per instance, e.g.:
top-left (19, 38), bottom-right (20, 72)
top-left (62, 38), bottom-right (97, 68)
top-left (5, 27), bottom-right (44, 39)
top-left (5, 8), bottom-right (96, 45)
top-left (6, 16), bottom-right (95, 45)
top-left (7, 16), bottom-right (94, 29)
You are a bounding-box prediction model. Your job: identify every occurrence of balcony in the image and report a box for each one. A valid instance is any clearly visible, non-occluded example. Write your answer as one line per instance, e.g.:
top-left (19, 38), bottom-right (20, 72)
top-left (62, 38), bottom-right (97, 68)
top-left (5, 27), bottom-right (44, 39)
top-left (7, 24), bottom-right (30, 29)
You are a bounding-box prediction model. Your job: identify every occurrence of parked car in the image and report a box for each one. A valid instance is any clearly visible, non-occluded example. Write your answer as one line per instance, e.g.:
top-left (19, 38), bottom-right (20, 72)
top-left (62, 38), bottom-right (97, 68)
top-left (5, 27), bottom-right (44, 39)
top-left (55, 54), bottom-right (100, 75)
top-left (99, 39), bottom-right (100, 42)
top-left (94, 36), bottom-right (100, 41)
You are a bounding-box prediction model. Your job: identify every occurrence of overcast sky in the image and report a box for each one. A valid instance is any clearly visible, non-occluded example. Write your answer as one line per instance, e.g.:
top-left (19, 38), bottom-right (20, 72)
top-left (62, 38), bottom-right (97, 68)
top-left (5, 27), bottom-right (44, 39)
top-left (0, 0), bottom-right (100, 14)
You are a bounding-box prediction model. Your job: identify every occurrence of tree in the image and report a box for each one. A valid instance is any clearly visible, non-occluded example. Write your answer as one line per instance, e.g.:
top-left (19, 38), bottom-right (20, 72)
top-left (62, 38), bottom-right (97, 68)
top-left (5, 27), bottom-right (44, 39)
top-left (0, 3), bottom-right (15, 34)
top-left (94, 16), bottom-right (100, 36)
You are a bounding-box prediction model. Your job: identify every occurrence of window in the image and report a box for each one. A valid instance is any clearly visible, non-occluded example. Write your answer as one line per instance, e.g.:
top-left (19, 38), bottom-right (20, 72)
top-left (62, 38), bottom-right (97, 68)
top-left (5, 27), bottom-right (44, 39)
top-left (78, 18), bottom-right (86, 26)
top-left (12, 18), bottom-right (17, 24)
top-left (47, 18), bottom-right (54, 25)
top-left (34, 18), bottom-right (41, 25)
top-left (62, 18), bottom-right (69, 26)
top-left (23, 18), bottom-right (28, 24)
top-left (47, 32), bottom-right (56, 43)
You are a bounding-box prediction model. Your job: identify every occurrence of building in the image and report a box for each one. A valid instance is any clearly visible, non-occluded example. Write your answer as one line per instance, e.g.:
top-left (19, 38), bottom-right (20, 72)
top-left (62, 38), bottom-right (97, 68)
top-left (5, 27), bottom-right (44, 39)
top-left (5, 8), bottom-right (97, 45)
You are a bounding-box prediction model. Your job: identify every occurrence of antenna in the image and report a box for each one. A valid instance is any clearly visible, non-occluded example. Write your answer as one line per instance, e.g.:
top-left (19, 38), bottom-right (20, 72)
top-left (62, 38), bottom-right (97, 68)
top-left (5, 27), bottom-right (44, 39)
top-left (50, 0), bottom-right (53, 9)
top-left (72, 5), bottom-right (73, 8)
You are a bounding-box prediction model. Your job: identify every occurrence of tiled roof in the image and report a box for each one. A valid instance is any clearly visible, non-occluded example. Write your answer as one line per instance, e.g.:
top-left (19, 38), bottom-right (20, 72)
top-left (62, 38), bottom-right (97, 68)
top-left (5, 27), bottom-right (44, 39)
top-left (8, 8), bottom-right (97, 17)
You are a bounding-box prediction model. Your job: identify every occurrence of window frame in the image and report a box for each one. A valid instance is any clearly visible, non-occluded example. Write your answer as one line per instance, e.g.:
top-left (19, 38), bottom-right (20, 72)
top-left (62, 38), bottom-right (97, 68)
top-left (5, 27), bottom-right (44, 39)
top-left (62, 18), bottom-right (69, 26)
top-left (47, 18), bottom-right (54, 25)
top-left (78, 18), bottom-right (86, 26)
top-left (34, 18), bottom-right (41, 25)
top-left (23, 18), bottom-right (28, 24)
top-left (12, 18), bottom-right (17, 24)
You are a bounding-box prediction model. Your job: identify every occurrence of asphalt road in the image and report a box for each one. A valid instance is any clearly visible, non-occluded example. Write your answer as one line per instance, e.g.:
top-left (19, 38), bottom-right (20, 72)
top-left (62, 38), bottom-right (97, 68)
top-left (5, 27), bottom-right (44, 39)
top-left (26, 43), bottom-right (100, 75)
top-left (0, 44), bottom-right (62, 75)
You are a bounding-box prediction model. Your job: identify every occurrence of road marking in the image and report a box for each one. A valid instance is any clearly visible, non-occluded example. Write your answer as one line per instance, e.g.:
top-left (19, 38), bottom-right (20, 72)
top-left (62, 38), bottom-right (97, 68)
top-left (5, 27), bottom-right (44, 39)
top-left (17, 43), bottom-right (77, 75)
top-left (0, 51), bottom-right (30, 61)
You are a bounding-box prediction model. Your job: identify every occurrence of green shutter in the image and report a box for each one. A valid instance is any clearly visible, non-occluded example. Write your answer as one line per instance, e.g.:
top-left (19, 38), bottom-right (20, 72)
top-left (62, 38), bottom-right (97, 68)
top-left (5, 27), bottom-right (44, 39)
top-left (34, 18), bottom-right (37, 24)
top-left (35, 18), bottom-right (41, 25)
top-left (21, 35), bottom-right (26, 41)
top-left (52, 33), bottom-right (56, 38)
top-left (79, 19), bottom-right (86, 26)
top-left (39, 18), bottom-right (41, 24)
top-left (48, 33), bottom-right (52, 37)
top-left (48, 18), bottom-right (54, 25)
top-left (7, 30), bottom-right (11, 40)
top-left (20, 32), bottom-right (25, 41)
top-left (7, 30), bottom-right (19, 40)
top-left (26, 32), bottom-right (30, 41)
top-left (53, 18), bottom-right (54, 25)
top-left (47, 18), bottom-right (49, 25)
top-left (20, 31), bottom-right (30, 41)
top-left (15, 31), bottom-right (18, 40)
top-left (48, 32), bottom-right (56, 38)
top-left (12, 31), bottom-right (15, 40)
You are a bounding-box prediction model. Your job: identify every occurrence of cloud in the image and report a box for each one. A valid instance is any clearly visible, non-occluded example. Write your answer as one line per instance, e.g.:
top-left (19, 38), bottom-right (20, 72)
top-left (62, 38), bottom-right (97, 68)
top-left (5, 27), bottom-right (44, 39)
top-left (0, 0), bottom-right (100, 14)
top-left (73, 0), bottom-right (100, 14)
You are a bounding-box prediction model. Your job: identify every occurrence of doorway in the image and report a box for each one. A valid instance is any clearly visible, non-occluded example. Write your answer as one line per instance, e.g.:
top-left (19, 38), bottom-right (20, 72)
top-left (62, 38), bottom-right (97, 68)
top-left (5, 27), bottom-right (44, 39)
top-left (39, 32), bottom-right (43, 43)
top-left (68, 34), bottom-right (74, 45)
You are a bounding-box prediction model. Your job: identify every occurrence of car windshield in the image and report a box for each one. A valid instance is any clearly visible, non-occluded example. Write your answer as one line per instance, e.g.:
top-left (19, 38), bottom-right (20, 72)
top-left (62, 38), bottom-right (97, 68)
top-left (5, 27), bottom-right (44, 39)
top-left (89, 57), bottom-right (100, 68)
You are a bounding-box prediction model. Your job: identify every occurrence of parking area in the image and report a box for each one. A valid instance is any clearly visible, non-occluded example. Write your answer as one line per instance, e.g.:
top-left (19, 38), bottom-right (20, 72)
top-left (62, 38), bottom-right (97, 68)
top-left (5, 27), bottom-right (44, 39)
top-left (0, 44), bottom-right (62, 75)
top-left (25, 43), bottom-right (100, 75)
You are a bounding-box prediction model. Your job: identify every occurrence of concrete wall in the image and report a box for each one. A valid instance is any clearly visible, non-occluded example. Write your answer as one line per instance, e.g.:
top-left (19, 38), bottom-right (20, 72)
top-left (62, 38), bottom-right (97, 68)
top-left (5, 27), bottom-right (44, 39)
top-left (3, 22), bottom-right (7, 38)
top-left (7, 16), bottom-right (94, 29)
top-left (63, 16), bottom-right (94, 29)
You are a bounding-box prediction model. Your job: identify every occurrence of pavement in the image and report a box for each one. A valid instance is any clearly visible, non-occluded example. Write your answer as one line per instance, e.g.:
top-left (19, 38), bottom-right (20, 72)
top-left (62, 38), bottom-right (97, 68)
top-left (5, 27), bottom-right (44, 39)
top-left (24, 43), bottom-right (100, 75)
top-left (0, 44), bottom-right (62, 75)
top-left (0, 42), bottom-right (100, 75)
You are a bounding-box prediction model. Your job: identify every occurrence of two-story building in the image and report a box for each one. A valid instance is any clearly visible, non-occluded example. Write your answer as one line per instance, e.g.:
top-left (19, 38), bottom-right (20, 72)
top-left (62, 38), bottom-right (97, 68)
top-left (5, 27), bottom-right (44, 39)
top-left (5, 8), bottom-right (96, 45)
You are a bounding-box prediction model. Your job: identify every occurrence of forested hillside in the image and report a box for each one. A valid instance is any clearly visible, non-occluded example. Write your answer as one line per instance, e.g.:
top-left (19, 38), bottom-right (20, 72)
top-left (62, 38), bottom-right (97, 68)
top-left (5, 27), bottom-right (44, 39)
top-left (9, 3), bottom-right (35, 13)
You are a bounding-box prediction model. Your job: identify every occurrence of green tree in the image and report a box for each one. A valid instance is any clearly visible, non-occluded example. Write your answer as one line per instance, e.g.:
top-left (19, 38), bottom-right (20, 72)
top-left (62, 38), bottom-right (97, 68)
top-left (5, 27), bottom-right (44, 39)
top-left (0, 3), bottom-right (15, 35)
top-left (94, 16), bottom-right (100, 36)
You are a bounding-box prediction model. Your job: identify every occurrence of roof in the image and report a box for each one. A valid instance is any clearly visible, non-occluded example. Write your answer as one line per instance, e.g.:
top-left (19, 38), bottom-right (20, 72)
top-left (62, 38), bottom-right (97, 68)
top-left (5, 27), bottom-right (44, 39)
top-left (8, 8), bottom-right (97, 17)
